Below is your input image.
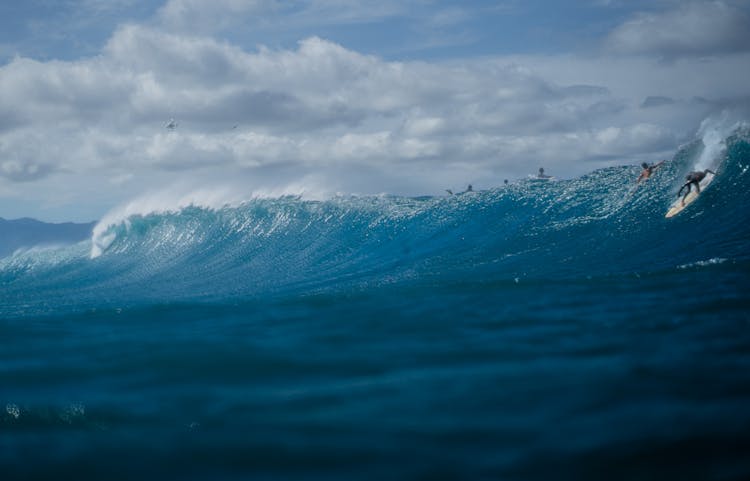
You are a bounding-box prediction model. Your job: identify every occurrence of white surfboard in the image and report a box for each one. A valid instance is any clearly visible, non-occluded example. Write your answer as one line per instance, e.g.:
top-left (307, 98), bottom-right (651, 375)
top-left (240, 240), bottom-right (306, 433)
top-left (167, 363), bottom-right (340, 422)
top-left (665, 171), bottom-right (715, 218)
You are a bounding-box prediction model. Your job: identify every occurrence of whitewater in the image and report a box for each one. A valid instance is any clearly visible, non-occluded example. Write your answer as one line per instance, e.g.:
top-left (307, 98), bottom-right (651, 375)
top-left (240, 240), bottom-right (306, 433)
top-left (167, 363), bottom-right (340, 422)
top-left (2, 126), bottom-right (750, 480)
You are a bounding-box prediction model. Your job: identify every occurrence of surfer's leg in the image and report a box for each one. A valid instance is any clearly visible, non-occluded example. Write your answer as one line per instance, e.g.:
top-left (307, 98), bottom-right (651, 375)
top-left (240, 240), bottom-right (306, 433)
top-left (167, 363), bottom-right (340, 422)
top-left (694, 181), bottom-right (701, 194)
top-left (681, 185), bottom-right (691, 206)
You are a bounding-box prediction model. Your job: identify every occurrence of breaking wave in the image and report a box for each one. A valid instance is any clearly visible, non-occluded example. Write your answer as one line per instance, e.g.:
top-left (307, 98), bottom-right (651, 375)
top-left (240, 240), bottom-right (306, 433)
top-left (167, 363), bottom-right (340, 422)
top-left (2, 125), bottom-right (749, 318)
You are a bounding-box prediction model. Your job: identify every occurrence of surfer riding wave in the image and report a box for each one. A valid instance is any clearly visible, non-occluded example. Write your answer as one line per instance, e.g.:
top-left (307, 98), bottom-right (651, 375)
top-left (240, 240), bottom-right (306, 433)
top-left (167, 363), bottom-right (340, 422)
top-left (678, 169), bottom-right (715, 206)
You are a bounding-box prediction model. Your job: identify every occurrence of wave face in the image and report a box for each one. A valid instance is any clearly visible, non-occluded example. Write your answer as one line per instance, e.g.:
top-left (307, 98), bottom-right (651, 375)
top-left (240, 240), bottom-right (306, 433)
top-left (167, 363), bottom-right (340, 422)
top-left (2, 128), bottom-right (749, 316)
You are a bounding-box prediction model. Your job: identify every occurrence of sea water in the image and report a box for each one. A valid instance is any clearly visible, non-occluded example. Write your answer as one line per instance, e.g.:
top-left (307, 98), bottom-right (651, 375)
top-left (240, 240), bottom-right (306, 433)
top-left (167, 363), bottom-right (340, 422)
top-left (1, 129), bottom-right (750, 480)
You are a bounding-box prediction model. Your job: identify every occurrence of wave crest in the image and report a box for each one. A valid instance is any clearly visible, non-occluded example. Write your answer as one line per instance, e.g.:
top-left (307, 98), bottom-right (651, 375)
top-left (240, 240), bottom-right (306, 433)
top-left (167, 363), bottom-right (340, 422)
top-left (2, 127), bottom-right (749, 316)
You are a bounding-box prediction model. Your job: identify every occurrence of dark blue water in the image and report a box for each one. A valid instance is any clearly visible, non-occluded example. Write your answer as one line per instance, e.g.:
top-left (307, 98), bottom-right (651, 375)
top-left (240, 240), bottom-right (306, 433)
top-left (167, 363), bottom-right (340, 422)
top-left (2, 130), bottom-right (750, 480)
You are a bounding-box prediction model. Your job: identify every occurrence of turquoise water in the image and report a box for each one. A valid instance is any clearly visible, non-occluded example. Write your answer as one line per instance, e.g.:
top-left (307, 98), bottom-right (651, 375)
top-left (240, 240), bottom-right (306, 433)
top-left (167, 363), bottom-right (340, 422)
top-left (2, 131), bottom-right (750, 480)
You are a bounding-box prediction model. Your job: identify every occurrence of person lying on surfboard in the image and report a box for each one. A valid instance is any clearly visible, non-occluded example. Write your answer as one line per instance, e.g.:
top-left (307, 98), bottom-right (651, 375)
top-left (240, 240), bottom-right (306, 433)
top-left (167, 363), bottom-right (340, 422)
top-left (678, 169), bottom-right (715, 206)
top-left (446, 185), bottom-right (474, 195)
top-left (636, 160), bottom-right (665, 183)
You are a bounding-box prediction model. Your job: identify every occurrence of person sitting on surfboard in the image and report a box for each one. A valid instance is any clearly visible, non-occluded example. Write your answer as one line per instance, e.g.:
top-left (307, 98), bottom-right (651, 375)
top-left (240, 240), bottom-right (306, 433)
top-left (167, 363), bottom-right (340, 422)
top-left (678, 169), bottom-right (715, 206)
top-left (537, 168), bottom-right (551, 179)
top-left (637, 160), bottom-right (665, 183)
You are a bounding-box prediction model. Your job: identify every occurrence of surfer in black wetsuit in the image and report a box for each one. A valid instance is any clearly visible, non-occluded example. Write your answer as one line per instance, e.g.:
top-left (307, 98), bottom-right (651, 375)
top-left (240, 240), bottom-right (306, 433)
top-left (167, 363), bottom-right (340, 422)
top-left (678, 169), bottom-right (715, 206)
top-left (637, 160), bottom-right (665, 183)
top-left (445, 185), bottom-right (473, 195)
top-left (537, 168), bottom-right (551, 179)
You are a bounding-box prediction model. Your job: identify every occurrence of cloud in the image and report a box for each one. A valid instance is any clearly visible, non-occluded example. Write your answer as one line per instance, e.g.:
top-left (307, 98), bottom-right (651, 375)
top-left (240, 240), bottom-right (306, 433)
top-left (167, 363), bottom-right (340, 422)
top-left (156, 0), bottom-right (410, 35)
top-left (292, 0), bottom-right (406, 24)
top-left (0, 159), bottom-right (56, 182)
top-left (157, 0), bottom-right (279, 33)
top-left (641, 96), bottom-right (676, 108)
top-left (427, 7), bottom-right (472, 28)
top-left (104, 24), bottom-right (247, 86)
top-left (606, 1), bottom-right (750, 58)
top-left (0, 129), bottom-right (60, 181)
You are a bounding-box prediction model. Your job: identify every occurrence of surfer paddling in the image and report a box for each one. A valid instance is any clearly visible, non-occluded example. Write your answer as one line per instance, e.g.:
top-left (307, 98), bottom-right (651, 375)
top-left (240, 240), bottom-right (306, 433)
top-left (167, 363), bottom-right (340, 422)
top-left (678, 169), bottom-right (715, 206)
top-left (637, 160), bottom-right (665, 183)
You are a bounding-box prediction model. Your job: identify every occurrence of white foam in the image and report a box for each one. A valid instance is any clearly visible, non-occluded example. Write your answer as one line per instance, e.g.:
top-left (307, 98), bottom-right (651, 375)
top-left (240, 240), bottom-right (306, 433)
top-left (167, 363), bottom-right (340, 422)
top-left (90, 186), bottom-right (237, 258)
top-left (6, 404), bottom-right (20, 419)
top-left (677, 257), bottom-right (727, 270)
top-left (90, 178), bottom-right (334, 258)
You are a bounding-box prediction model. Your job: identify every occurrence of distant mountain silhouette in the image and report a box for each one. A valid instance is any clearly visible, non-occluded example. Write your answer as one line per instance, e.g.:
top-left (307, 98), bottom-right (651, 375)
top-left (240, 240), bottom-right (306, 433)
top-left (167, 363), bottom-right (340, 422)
top-left (0, 217), bottom-right (95, 258)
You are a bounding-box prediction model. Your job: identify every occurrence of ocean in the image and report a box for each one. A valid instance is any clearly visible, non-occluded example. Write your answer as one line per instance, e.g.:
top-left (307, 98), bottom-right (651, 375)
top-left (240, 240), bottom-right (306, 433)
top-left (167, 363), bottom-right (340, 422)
top-left (2, 128), bottom-right (749, 480)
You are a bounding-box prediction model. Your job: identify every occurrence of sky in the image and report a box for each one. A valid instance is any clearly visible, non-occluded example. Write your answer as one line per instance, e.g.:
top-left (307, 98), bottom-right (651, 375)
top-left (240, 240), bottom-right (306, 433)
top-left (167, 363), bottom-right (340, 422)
top-left (0, 0), bottom-right (749, 222)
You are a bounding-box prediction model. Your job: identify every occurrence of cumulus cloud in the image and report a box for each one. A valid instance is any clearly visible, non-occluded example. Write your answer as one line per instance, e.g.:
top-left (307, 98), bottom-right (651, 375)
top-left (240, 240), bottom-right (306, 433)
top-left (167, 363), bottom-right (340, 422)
top-left (606, 1), bottom-right (750, 58)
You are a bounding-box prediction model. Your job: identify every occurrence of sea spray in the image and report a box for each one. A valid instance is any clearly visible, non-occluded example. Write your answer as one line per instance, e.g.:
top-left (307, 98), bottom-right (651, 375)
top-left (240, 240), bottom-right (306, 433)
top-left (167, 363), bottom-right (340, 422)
top-left (695, 112), bottom-right (748, 171)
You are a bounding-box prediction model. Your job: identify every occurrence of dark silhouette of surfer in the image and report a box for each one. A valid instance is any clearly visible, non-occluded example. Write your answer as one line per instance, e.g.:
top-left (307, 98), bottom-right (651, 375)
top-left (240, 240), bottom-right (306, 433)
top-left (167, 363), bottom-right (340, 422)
top-left (637, 160), bottom-right (665, 183)
top-left (446, 184), bottom-right (474, 195)
top-left (678, 169), bottom-right (715, 206)
top-left (537, 168), bottom-right (551, 179)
